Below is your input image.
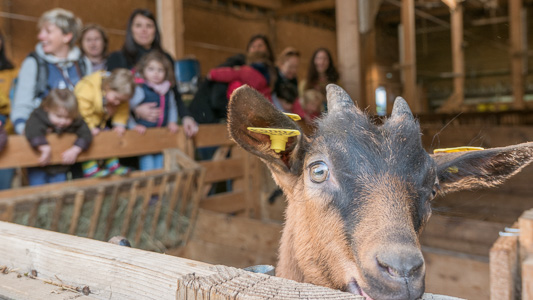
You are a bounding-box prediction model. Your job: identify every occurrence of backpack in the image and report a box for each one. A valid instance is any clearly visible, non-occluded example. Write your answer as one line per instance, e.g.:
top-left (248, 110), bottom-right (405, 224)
top-left (9, 52), bottom-right (88, 101)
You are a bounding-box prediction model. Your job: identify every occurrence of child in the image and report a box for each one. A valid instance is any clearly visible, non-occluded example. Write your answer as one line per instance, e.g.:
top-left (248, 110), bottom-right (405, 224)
top-left (208, 51), bottom-right (274, 101)
top-left (25, 89), bottom-right (92, 186)
top-left (75, 68), bottom-right (135, 177)
top-left (300, 89), bottom-right (324, 123)
top-left (129, 50), bottom-right (178, 171)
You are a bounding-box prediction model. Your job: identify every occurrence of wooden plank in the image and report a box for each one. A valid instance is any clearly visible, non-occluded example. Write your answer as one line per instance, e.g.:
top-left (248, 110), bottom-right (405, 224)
top-left (276, 0), bottom-right (335, 16)
top-left (450, 2), bottom-right (464, 108)
top-left (335, 0), bottom-right (363, 106)
top-left (509, 0), bottom-right (525, 109)
top-left (200, 191), bottom-right (246, 213)
top-left (193, 124), bottom-right (233, 148)
top-left (0, 221), bottom-right (214, 300)
top-left (0, 128), bottom-right (182, 169)
top-left (121, 181), bottom-right (139, 237)
top-left (157, 0), bottom-right (183, 59)
top-left (200, 159), bottom-right (244, 183)
top-left (421, 214), bottom-right (507, 257)
top-left (151, 175), bottom-right (168, 236)
top-left (135, 178), bottom-right (154, 245)
top-left (523, 256), bottom-right (533, 300)
top-left (68, 191), bottom-right (85, 235)
top-left (49, 195), bottom-right (64, 232)
top-left (87, 187), bottom-right (105, 239)
top-left (519, 209), bottom-right (533, 261)
top-left (424, 247), bottom-right (489, 300)
top-left (441, 0), bottom-right (457, 9)
top-left (179, 172), bottom-right (194, 216)
top-left (165, 173), bottom-right (183, 231)
top-left (1, 203), bottom-right (14, 222)
top-left (103, 185), bottom-right (119, 241)
top-left (400, 0), bottom-right (419, 112)
top-left (0, 270), bottom-right (94, 300)
top-left (489, 223), bottom-right (519, 300)
top-left (27, 199), bottom-right (41, 227)
top-left (0, 169), bottom-right (162, 200)
top-left (182, 169), bottom-right (205, 244)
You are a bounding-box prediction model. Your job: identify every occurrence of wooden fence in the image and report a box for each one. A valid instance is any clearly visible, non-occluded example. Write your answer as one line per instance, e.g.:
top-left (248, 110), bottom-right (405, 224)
top-left (0, 221), bottom-right (460, 300)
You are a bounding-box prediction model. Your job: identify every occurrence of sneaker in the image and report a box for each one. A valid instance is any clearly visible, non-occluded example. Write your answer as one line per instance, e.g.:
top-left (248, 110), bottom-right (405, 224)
top-left (105, 158), bottom-right (132, 176)
top-left (82, 161), bottom-right (110, 178)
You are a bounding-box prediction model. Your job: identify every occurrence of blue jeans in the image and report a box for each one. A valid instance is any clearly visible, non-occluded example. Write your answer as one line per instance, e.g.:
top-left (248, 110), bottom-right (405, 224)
top-left (0, 168), bottom-right (14, 190)
top-left (139, 153), bottom-right (163, 171)
top-left (28, 167), bottom-right (67, 186)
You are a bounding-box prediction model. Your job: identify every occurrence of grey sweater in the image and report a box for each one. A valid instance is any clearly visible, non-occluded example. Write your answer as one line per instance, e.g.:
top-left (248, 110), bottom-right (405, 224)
top-left (11, 44), bottom-right (92, 134)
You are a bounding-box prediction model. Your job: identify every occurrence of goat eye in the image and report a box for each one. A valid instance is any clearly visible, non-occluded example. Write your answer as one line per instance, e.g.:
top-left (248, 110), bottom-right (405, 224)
top-left (430, 183), bottom-right (440, 200)
top-left (309, 161), bottom-right (329, 183)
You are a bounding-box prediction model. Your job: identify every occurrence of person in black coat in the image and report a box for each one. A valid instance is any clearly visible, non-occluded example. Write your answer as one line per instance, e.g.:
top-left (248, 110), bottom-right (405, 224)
top-left (107, 9), bottom-right (198, 137)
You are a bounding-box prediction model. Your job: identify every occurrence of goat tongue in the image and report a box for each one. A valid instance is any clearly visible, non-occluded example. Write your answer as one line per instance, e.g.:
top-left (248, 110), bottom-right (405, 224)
top-left (346, 278), bottom-right (374, 300)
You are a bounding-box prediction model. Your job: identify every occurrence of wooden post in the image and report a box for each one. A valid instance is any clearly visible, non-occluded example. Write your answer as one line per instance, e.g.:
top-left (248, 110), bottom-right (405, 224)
top-left (519, 209), bottom-right (533, 262)
top-left (489, 223), bottom-right (520, 300)
top-left (451, 2), bottom-right (464, 108)
top-left (509, 0), bottom-right (526, 109)
top-left (400, 0), bottom-right (418, 112)
top-left (335, 0), bottom-right (363, 106)
top-left (157, 0), bottom-right (184, 60)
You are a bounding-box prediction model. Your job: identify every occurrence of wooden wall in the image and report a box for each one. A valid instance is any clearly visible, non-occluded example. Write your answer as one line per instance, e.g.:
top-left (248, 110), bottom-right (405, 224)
top-left (0, 1), bottom-right (337, 80)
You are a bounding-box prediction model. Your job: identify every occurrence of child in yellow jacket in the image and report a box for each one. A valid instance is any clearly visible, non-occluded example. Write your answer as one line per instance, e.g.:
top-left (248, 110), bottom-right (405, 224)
top-left (74, 69), bottom-right (135, 177)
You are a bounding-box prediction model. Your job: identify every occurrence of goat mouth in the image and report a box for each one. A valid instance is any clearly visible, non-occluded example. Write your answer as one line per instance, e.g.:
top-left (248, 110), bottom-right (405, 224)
top-left (346, 277), bottom-right (374, 300)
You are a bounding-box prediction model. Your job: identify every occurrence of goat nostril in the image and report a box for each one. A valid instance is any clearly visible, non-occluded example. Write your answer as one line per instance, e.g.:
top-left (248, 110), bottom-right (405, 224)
top-left (377, 255), bottom-right (424, 278)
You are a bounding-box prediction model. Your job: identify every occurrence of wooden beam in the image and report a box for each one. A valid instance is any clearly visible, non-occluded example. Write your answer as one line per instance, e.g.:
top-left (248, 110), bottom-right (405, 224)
top-left (489, 223), bottom-right (520, 300)
top-left (441, 0), bottom-right (456, 10)
top-left (231, 0), bottom-right (282, 10)
top-left (157, 0), bottom-right (184, 59)
top-left (519, 209), bottom-right (533, 261)
top-left (451, 2), bottom-right (464, 107)
top-left (400, 0), bottom-right (419, 112)
top-left (276, 0), bottom-right (335, 16)
top-left (0, 128), bottom-right (188, 169)
top-left (335, 0), bottom-right (363, 106)
top-left (523, 256), bottom-right (533, 300)
top-left (509, 0), bottom-right (526, 109)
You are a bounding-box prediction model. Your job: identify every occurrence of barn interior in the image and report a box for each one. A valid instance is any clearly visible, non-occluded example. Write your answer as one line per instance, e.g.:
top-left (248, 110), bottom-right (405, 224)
top-left (0, 0), bottom-right (532, 299)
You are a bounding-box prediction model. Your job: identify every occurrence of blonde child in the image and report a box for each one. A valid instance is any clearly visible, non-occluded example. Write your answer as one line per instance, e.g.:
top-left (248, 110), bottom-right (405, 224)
top-left (129, 51), bottom-right (178, 171)
top-left (301, 89), bottom-right (324, 123)
top-left (25, 89), bottom-right (92, 186)
top-left (75, 68), bottom-right (135, 177)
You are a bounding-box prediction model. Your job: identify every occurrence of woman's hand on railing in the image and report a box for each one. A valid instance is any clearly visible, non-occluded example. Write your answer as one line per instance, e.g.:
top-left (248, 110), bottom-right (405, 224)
top-left (182, 116), bottom-right (198, 138)
top-left (134, 103), bottom-right (159, 123)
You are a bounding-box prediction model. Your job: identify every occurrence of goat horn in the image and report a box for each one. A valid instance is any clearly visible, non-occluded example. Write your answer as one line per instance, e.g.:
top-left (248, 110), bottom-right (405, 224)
top-left (326, 84), bottom-right (362, 114)
top-left (391, 97), bottom-right (414, 120)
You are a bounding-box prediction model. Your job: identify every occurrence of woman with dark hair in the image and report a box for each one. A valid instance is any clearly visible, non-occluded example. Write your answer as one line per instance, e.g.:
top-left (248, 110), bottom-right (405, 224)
top-left (80, 24), bottom-right (108, 71)
top-left (300, 47), bottom-right (339, 97)
top-left (107, 9), bottom-right (198, 137)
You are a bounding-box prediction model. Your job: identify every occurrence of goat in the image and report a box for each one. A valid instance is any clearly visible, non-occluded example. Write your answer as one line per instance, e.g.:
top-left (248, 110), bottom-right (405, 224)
top-left (227, 84), bottom-right (533, 300)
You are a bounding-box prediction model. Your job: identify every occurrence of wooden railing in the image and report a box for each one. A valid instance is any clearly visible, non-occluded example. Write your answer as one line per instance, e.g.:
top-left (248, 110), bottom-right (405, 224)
top-left (0, 124), bottom-right (261, 218)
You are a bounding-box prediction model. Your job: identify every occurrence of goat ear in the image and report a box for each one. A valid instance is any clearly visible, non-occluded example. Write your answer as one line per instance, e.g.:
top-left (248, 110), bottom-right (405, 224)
top-left (227, 85), bottom-right (306, 174)
top-left (433, 142), bottom-right (533, 194)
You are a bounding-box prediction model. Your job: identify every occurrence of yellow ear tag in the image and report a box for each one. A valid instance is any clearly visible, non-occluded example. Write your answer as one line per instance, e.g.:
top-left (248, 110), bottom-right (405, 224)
top-left (433, 146), bottom-right (484, 154)
top-left (284, 113), bottom-right (301, 121)
top-left (247, 127), bottom-right (300, 153)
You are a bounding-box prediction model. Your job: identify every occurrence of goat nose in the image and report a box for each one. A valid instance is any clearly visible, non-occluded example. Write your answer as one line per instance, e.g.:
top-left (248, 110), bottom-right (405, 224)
top-left (376, 246), bottom-right (424, 278)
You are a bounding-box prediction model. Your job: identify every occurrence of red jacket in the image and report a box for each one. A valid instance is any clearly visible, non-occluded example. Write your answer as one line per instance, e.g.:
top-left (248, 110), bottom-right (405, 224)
top-left (209, 65), bottom-right (271, 100)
